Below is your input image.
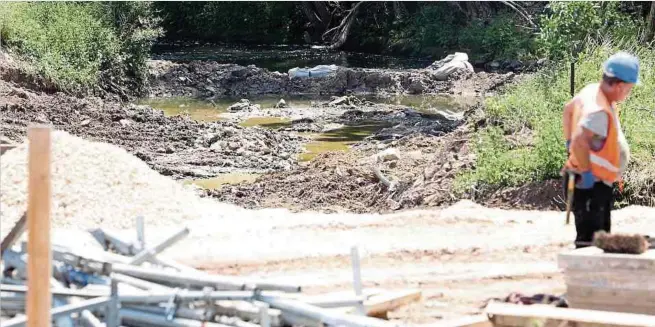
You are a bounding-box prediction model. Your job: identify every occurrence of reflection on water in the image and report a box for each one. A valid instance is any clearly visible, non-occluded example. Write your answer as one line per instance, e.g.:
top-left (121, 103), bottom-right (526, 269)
top-left (298, 122), bottom-right (392, 162)
top-left (137, 94), bottom-right (469, 122)
top-left (185, 173), bottom-right (262, 189)
top-left (136, 97), bottom-right (225, 122)
top-left (239, 117), bottom-right (291, 128)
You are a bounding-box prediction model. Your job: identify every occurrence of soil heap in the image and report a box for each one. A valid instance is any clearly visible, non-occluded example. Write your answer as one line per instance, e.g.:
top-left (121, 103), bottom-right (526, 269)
top-left (0, 80), bottom-right (307, 179)
top-left (0, 131), bottom-right (218, 230)
top-left (147, 60), bottom-right (516, 99)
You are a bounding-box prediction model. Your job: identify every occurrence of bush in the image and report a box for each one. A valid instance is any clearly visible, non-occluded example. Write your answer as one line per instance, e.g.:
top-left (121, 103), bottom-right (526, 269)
top-left (458, 12), bottom-right (536, 62)
top-left (456, 41), bottom-right (655, 206)
top-left (536, 2), bottom-right (642, 60)
top-left (0, 2), bottom-right (161, 95)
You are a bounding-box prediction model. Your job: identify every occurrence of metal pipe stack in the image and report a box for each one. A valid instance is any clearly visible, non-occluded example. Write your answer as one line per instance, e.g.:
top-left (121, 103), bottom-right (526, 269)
top-left (0, 220), bottom-right (404, 327)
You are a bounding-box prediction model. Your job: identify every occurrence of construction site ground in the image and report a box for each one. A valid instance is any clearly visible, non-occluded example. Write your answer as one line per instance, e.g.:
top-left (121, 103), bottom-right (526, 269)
top-left (46, 203), bottom-right (655, 325)
top-left (4, 53), bottom-right (652, 325)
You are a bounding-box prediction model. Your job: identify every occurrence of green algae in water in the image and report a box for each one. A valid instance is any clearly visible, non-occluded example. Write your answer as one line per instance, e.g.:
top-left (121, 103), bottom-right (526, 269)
top-left (239, 117), bottom-right (291, 128)
top-left (185, 173), bottom-right (262, 189)
top-left (299, 122), bottom-right (391, 162)
top-left (137, 97), bottom-right (226, 121)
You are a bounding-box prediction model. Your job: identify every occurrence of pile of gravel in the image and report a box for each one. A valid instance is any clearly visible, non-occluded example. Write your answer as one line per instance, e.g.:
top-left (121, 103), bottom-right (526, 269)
top-left (1, 131), bottom-right (215, 230)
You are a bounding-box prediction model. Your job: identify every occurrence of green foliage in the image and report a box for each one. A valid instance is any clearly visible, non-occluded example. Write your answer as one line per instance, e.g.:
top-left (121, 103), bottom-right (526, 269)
top-left (536, 2), bottom-right (642, 60)
top-left (0, 2), bottom-right (161, 95)
top-left (456, 41), bottom-right (655, 206)
top-left (458, 12), bottom-right (536, 61)
top-left (155, 2), bottom-right (301, 44)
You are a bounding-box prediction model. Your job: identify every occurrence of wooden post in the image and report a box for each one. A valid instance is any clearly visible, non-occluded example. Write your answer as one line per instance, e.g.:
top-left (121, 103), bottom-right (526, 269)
top-left (26, 126), bottom-right (52, 327)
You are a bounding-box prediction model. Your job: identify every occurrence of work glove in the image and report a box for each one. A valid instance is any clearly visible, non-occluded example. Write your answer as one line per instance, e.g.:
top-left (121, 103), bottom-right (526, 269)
top-left (576, 170), bottom-right (595, 189)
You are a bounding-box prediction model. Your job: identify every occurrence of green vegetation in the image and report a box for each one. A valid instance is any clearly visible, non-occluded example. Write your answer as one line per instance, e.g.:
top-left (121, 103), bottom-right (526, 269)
top-left (455, 41), bottom-right (655, 205)
top-left (0, 2), bottom-right (161, 95)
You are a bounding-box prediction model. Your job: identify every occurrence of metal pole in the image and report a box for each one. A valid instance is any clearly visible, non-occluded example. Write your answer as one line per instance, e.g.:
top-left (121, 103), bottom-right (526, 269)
top-left (256, 301), bottom-right (271, 327)
top-left (1, 297), bottom-right (111, 327)
top-left (119, 309), bottom-right (228, 327)
top-left (570, 62), bottom-right (575, 97)
top-left (111, 273), bottom-right (171, 292)
top-left (119, 290), bottom-right (254, 304)
top-left (258, 296), bottom-right (395, 327)
top-left (128, 228), bottom-right (190, 265)
top-left (136, 216), bottom-right (145, 249)
top-left (350, 246), bottom-right (366, 315)
top-left (80, 310), bottom-right (103, 327)
top-left (106, 279), bottom-right (120, 327)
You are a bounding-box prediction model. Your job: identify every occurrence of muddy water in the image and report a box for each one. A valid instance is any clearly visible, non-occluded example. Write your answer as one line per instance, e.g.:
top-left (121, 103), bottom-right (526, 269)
top-left (139, 94), bottom-right (470, 121)
top-left (185, 173), bottom-right (262, 189)
top-left (299, 122), bottom-right (392, 162)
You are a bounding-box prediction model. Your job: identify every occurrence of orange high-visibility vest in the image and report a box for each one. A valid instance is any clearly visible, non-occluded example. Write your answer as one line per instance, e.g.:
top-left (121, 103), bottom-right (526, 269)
top-left (564, 83), bottom-right (621, 184)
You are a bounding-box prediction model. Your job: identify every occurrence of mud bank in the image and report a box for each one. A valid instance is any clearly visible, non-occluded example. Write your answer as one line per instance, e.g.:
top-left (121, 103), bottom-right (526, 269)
top-left (0, 79), bottom-right (306, 179)
top-left (147, 60), bottom-right (516, 99)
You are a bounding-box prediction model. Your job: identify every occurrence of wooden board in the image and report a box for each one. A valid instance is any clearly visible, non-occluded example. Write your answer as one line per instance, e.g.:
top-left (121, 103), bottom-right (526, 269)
top-left (340, 289), bottom-right (422, 318)
top-left (415, 315), bottom-right (491, 327)
top-left (486, 302), bottom-right (655, 327)
top-left (558, 247), bottom-right (655, 272)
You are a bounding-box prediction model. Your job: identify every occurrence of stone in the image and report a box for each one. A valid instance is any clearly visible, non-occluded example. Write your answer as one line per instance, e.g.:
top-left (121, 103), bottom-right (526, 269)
top-left (374, 148), bottom-right (400, 163)
top-left (275, 99), bottom-right (289, 109)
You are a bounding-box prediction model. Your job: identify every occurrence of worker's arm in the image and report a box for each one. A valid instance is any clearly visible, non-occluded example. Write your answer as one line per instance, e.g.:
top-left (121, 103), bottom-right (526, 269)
top-left (562, 99), bottom-right (575, 142)
top-left (571, 110), bottom-right (610, 172)
top-left (570, 127), bottom-right (595, 171)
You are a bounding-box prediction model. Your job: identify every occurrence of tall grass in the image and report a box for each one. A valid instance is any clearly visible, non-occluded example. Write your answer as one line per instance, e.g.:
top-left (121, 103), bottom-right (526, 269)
top-left (456, 41), bottom-right (655, 206)
top-left (0, 2), bottom-right (160, 95)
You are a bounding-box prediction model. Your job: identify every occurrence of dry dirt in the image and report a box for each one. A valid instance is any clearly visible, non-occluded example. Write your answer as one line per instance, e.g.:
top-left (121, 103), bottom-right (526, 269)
top-left (49, 201), bottom-right (655, 325)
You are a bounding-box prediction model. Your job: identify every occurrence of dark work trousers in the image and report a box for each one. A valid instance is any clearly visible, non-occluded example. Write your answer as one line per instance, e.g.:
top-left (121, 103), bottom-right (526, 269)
top-left (562, 175), bottom-right (614, 248)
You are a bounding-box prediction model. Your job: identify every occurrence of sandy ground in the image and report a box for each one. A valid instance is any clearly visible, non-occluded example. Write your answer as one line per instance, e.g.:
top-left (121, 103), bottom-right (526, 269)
top-left (48, 200), bottom-right (655, 325)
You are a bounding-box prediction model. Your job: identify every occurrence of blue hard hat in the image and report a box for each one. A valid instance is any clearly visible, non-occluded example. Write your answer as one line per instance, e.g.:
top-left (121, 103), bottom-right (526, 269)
top-left (603, 51), bottom-right (640, 84)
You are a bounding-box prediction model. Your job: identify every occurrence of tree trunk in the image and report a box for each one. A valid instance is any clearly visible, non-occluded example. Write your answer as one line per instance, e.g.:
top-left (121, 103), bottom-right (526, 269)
top-left (644, 1), bottom-right (655, 43)
top-left (327, 1), bottom-right (364, 50)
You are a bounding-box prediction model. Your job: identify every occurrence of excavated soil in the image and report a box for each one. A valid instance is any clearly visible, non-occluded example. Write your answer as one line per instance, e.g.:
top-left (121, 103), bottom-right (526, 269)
top-left (0, 80), bottom-right (306, 179)
top-left (210, 125), bottom-right (475, 213)
top-left (147, 60), bottom-right (516, 99)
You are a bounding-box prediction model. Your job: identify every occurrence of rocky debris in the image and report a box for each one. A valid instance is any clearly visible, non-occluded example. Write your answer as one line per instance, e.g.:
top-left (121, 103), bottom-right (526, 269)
top-left (0, 79), bottom-right (306, 179)
top-left (0, 131), bottom-right (217, 229)
top-left (275, 98), bottom-right (289, 108)
top-left (208, 128), bottom-right (475, 214)
top-left (427, 52), bottom-right (475, 81)
top-left (227, 99), bottom-right (261, 112)
top-left (373, 148), bottom-right (400, 163)
top-left (147, 60), bottom-right (515, 99)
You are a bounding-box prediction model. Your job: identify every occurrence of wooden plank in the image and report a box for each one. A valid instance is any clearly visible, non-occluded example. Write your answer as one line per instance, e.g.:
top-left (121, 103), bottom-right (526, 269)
top-left (0, 213), bottom-right (27, 257)
top-left (349, 289), bottom-right (422, 318)
top-left (414, 315), bottom-right (491, 327)
top-left (485, 302), bottom-right (655, 327)
top-left (26, 126), bottom-right (52, 327)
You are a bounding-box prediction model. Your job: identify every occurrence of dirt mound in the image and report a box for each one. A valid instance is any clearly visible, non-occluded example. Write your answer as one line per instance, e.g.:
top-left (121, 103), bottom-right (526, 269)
top-left (0, 80), bottom-right (306, 179)
top-left (0, 131), bottom-right (218, 230)
top-left (147, 60), bottom-right (516, 99)
top-left (209, 128), bottom-right (474, 213)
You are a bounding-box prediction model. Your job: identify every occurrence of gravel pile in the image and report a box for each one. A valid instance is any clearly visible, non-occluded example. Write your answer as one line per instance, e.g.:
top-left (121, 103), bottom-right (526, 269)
top-left (1, 131), bottom-right (215, 230)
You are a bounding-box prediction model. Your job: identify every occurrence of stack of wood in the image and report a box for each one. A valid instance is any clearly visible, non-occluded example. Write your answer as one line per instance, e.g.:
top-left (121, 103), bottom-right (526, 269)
top-left (558, 246), bottom-right (655, 315)
top-left (0, 216), bottom-right (421, 327)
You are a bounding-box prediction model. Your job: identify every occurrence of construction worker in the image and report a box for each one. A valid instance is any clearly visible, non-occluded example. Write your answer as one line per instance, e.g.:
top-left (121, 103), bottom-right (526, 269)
top-left (562, 51), bottom-right (639, 248)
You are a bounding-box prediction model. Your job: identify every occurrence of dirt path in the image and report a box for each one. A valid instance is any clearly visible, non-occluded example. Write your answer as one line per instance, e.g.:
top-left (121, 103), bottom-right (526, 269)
top-left (55, 201), bottom-right (655, 325)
